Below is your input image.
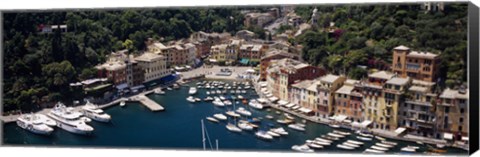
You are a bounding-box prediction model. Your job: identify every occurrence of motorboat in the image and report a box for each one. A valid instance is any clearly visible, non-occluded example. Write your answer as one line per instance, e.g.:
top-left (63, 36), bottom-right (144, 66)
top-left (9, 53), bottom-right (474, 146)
top-left (288, 124), bottom-right (305, 131)
top-left (346, 140), bottom-right (364, 145)
top-left (364, 148), bottom-right (385, 154)
top-left (194, 97), bottom-right (202, 102)
top-left (375, 142), bottom-right (394, 148)
top-left (212, 100), bottom-right (225, 107)
top-left (328, 123), bottom-right (341, 128)
top-left (371, 145), bottom-right (389, 151)
top-left (81, 101), bottom-right (111, 122)
top-left (173, 84), bottom-right (179, 89)
top-left (356, 130), bottom-right (374, 137)
top-left (381, 140), bottom-right (398, 146)
top-left (306, 142), bottom-right (324, 149)
top-left (213, 114), bottom-right (227, 120)
top-left (120, 101), bottom-right (126, 107)
top-left (314, 137), bottom-right (333, 143)
top-left (226, 123), bottom-right (242, 132)
top-left (267, 130), bottom-right (281, 137)
top-left (294, 123), bottom-right (306, 128)
top-left (356, 136), bottom-right (373, 141)
top-left (186, 96), bottom-right (196, 103)
top-left (35, 113), bottom-right (57, 127)
top-left (237, 95), bottom-right (244, 99)
top-left (235, 107), bottom-right (252, 116)
top-left (238, 122), bottom-right (254, 130)
top-left (337, 144), bottom-right (355, 150)
top-left (206, 117), bottom-right (219, 123)
top-left (188, 87), bottom-right (197, 95)
top-left (277, 119), bottom-right (293, 124)
top-left (328, 132), bottom-right (345, 138)
top-left (375, 136), bottom-right (386, 141)
top-left (321, 135), bottom-right (339, 141)
top-left (407, 145), bottom-right (419, 149)
top-left (333, 130), bottom-right (351, 136)
top-left (204, 97), bottom-right (214, 101)
top-left (255, 131), bottom-right (273, 140)
top-left (154, 88), bottom-right (165, 94)
top-left (167, 87), bottom-right (172, 90)
top-left (235, 90), bottom-right (241, 94)
top-left (16, 114), bottom-right (54, 135)
top-left (48, 102), bottom-right (94, 135)
top-left (230, 95), bottom-right (237, 100)
top-left (225, 111), bottom-right (241, 117)
top-left (206, 91), bottom-right (211, 95)
top-left (292, 144), bottom-right (314, 153)
top-left (257, 98), bottom-right (268, 104)
top-left (308, 140), bottom-right (331, 146)
top-left (241, 90), bottom-right (247, 93)
top-left (436, 144), bottom-right (446, 148)
top-left (216, 90), bottom-right (222, 95)
top-left (400, 147), bottom-right (416, 152)
top-left (265, 115), bottom-right (274, 119)
top-left (223, 100), bottom-right (233, 106)
top-left (271, 127), bottom-right (288, 135)
top-left (219, 96), bottom-right (226, 100)
top-left (342, 142), bottom-right (360, 148)
top-left (284, 113), bottom-right (295, 120)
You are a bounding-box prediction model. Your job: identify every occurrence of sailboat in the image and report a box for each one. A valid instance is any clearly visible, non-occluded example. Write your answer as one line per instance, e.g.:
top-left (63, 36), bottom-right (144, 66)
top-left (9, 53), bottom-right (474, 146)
top-left (201, 119), bottom-right (220, 151)
top-left (226, 100), bottom-right (242, 132)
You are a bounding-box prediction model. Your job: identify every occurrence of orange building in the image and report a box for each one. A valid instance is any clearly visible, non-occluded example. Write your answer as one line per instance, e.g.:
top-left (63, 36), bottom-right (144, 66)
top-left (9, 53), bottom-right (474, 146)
top-left (392, 45), bottom-right (441, 82)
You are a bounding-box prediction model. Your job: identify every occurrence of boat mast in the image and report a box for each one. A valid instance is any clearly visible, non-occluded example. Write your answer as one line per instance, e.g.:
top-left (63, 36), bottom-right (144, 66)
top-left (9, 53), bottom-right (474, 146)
top-left (201, 119), bottom-right (206, 150)
top-left (216, 139), bottom-right (218, 151)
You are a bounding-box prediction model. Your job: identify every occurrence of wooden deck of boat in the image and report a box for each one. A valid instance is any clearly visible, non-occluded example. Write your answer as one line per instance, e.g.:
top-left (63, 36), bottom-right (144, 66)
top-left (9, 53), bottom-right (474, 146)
top-left (137, 95), bottom-right (164, 111)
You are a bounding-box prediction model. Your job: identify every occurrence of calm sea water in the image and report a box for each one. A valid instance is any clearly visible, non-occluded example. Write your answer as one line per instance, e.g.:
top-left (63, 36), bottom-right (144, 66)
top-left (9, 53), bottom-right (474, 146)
top-left (2, 80), bottom-right (468, 155)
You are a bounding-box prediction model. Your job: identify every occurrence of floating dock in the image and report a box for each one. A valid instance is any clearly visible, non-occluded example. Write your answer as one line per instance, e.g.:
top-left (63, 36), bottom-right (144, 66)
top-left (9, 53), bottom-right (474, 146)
top-left (137, 95), bottom-right (164, 111)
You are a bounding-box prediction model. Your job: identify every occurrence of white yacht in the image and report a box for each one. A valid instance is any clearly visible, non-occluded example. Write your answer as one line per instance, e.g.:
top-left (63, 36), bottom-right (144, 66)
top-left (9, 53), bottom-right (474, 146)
top-left (364, 148), bottom-right (385, 154)
top-left (356, 136), bottom-right (373, 141)
top-left (188, 87), bottom-right (197, 95)
top-left (342, 142), bottom-right (360, 148)
top-left (35, 113), bottom-right (57, 127)
top-left (333, 130), bottom-right (351, 136)
top-left (328, 132), bottom-right (345, 138)
top-left (213, 114), bottom-right (227, 120)
top-left (337, 144), bottom-right (355, 150)
top-left (219, 96), bottom-right (226, 100)
top-left (346, 140), bottom-right (364, 145)
top-left (81, 101), bottom-right (111, 122)
top-left (255, 131), bottom-right (273, 140)
top-left (226, 123), bottom-right (242, 132)
top-left (206, 117), bottom-right (219, 123)
top-left (291, 144), bottom-right (314, 153)
top-left (248, 100), bottom-right (263, 109)
top-left (288, 124), bottom-right (305, 131)
top-left (235, 107), bottom-right (252, 116)
top-left (16, 114), bottom-right (54, 135)
top-left (120, 101), bottom-right (126, 107)
top-left (370, 145), bottom-right (388, 151)
top-left (237, 122), bottom-right (254, 131)
top-left (266, 131), bottom-right (280, 137)
top-left (212, 99), bottom-right (225, 107)
top-left (48, 103), bottom-right (94, 135)
top-left (204, 96), bottom-right (214, 101)
top-left (237, 95), bottom-right (244, 99)
top-left (306, 141), bottom-right (324, 149)
top-left (309, 139), bottom-right (331, 146)
top-left (223, 100), bottom-right (233, 106)
top-left (186, 96), bottom-right (196, 103)
top-left (225, 111), bottom-right (241, 117)
top-left (375, 142), bottom-right (394, 148)
top-left (315, 137), bottom-right (333, 143)
top-left (271, 127), bottom-right (289, 135)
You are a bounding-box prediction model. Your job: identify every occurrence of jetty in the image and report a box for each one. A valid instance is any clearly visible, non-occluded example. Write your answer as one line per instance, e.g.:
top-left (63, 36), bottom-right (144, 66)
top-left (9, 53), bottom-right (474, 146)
top-left (136, 94), bottom-right (164, 111)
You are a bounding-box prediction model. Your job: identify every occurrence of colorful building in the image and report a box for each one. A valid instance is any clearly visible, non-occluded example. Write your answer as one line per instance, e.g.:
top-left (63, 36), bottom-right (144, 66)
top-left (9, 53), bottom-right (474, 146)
top-left (382, 77), bottom-right (411, 131)
top-left (391, 45), bottom-right (441, 82)
top-left (436, 88), bottom-right (469, 141)
top-left (134, 53), bottom-right (169, 83)
top-left (334, 79), bottom-right (363, 123)
top-left (316, 74), bottom-right (346, 118)
top-left (361, 71), bottom-right (394, 130)
top-left (259, 50), bottom-right (299, 81)
top-left (239, 44), bottom-right (266, 64)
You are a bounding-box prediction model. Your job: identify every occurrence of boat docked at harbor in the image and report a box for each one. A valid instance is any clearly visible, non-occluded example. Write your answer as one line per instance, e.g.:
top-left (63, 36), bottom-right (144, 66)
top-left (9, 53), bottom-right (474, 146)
top-left (375, 142), bottom-right (394, 148)
top-left (337, 144), bottom-right (355, 150)
top-left (333, 130), bottom-right (351, 136)
top-left (346, 140), bottom-right (364, 145)
top-left (371, 145), bottom-right (389, 151)
top-left (271, 127), bottom-right (289, 135)
top-left (188, 87), bottom-right (197, 95)
top-left (375, 136), bottom-right (386, 141)
top-left (35, 113), bottom-right (57, 127)
top-left (187, 96), bottom-right (196, 103)
top-left (212, 99), bottom-right (225, 107)
top-left (381, 140), bottom-right (398, 146)
top-left (226, 123), bottom-right (242, 133)
top-left (401, 146), bottom-right (418, 152)
top-left (328, 132), bottom-right (345, 138)
top-left (314, 137), bottom-right (333, 143)
top-left (255, 131), bottom-right (274, 140)
top-left (154, 88), bottom-right (165, 94)
top-left (237, 122), bottom-right (254, 131)
top-left (235, 107), bottom-right (252, 116)
top-left (248, 100), bottom-right (263, 109)
top-left (206, 117), bottom-right (219, 123)
top-left (213, 114), bottom-right (227, 120)
top-left (288, 124), bottom-right (305, 131)
top-left (306, 142), bottom-right (324, 149)
top-left (223, 100), bottom-right (233, 106)
top-left (356, 136), bottom-right (373, 141)
top-left (225, 111), bottom-right (241, 117)
top-left (16, 114), bottom-right (54, 135)
top-left (204, 97), bottom-right (214, 101)
top-left (81, 101), bottom-right (111, 122)
top-left (292, 144), bottom-right (314, 153)
top-left (342, 142), bottom-right (360, 148)
top-left (364, 148), bottom-right (385, 154)
top-left (267, 131), bottom-right (281, 137)
top-left (307, 140), bottom-right (331, 146)
top-left (277, 119), bottom-right (293, 124)
top-left (48, 103), bottom-right (94, 135)
top-left (321, 135), bottom-right (340, 141)
top-left (120, 101), bottom-right (126, 107)
top-left (284, 113), bottom-right (295, 120)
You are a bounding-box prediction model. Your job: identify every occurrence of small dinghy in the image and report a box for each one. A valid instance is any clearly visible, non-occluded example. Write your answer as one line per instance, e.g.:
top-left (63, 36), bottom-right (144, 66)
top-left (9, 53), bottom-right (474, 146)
top-left (206, 117), bottom-right (219, 123)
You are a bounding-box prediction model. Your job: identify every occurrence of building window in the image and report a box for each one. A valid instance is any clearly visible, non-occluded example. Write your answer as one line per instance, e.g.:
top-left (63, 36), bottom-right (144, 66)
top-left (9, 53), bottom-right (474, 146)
top-left (460, 108), bottom-right (464, 113)
top-left (459, 118), bottom-right (463, 123)
top-left (445, 107), bottom-right (449, 113)
top-left (459, 126), bottom-right (462, 132)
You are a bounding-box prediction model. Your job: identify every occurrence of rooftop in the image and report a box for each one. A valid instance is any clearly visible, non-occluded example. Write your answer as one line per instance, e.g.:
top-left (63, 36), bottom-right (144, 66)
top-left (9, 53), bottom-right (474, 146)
top-left (292, 79), bottom-right (314, 89)
top-left (306, 80), bottom-right (321, 92)
top-left (369, 71), bottom-right (394, 80)
top-left (440, 88), bottom-right (469, 99)
top-left (386, 77), bottom-right (410, 86)
top-left (335, 85), bottom-right (354, 95)
top-left (134, 52), bottom-right (165, 62)
top-left (412, 79), bottom-right (436, 87)
top-left (409, 86), bottom-right (428, 93)
top-left (345, 79), bottom-right (360, 86)
top-left (321, 74), bottom-right (341, 83)
top-left (407, 51), bottom-right (439, 59)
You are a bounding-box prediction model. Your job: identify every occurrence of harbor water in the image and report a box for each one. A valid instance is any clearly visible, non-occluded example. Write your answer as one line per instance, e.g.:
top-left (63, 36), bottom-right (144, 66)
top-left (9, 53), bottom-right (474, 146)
top-left (2, 80), bottom-right (468, 155)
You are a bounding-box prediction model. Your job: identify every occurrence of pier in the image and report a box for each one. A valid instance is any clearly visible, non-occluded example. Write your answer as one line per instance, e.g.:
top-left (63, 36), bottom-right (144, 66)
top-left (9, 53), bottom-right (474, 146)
top-left (136, 94), bottom-right (164, 111)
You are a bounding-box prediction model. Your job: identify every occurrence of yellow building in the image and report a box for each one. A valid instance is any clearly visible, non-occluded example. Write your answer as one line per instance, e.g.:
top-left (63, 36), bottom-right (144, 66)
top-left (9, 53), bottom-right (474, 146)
top-left (382, 77), bottom-right (411, 130)
top-left (362, 71), bottom-right (394, 130)
top-left (210, 44), bottom-right (228, 63)
top-left (437, 88), bottom-right (469, 141)
top-left (317, 74), bottom-right (346, 118)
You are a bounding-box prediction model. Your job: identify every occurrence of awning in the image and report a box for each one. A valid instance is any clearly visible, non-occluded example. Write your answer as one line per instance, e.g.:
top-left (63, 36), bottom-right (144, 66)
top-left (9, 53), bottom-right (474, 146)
top-left (278, 100), bottom-right (289, 106)
top-left (359, 120), bottom-right (373, 128)
top-left (395, 127), bottom-right (407, 135)
top-left (299, 107), bottom-right (313, 113)
top-left (292, 106), bottom-right (300, 110)
top-left (443, 133), bottom-right (454, 140)
top-left (240, 58), bottom-right (250, 64)
top-left (462, 136), bottom-right (469, 141)
top-left (268, 96), bottom-right (279, 102)
top-left (285, 103), bottom-right (296, 108)
top-left (334, 115), bottom-right (348, 122)
top-left (115, 83), bottom-right (129, 90)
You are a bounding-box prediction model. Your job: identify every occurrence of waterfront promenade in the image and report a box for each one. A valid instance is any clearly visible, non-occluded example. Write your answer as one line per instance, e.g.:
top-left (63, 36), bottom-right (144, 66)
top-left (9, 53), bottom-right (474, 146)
top-left (180, 65), bottom-right (253, 81)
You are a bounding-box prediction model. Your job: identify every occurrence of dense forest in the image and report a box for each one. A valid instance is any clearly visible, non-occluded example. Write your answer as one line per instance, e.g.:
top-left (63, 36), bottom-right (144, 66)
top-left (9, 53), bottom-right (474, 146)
top-left (294, 3), bottom-right (468, 87)
top-left (2, 3), bottom-right (468, 113)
